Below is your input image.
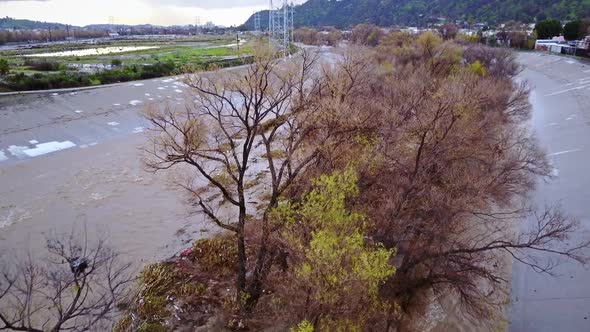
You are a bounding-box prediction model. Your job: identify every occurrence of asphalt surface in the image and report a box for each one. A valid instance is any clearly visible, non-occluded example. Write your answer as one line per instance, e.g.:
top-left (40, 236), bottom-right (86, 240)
top-left (509, 52), bottom-right (590, 331)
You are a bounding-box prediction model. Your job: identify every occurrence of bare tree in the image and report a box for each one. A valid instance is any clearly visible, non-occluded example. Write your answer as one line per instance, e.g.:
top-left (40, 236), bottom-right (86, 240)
top-left (299, 40), bottom-right (590, 324)
top-left (0, 231), bottom-right (134, 332)
top-left (143, 50), bottom-right (327, 310)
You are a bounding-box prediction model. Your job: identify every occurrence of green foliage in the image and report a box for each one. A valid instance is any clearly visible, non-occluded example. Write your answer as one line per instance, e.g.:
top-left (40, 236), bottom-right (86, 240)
top-left (469, 60), bottom-right (488, 77)
top-left (246, 0), bottom-right (590, 29)
top-left (278, 168), bottom-right (396, 329)
top-left (190, 234), bottom-right (238, 276)
top-left (0, 58), bottom-right (9, 75)
top-left (564, 19), bottom-right (590, 40)
top-left (111, 58), bottom-right (123, 67)
top-left (291, 320), bottom-right (314, 332)
top-left (535, 18), bottom-right (563, 39)
top-left (139, 263), bottom-right (177, 297)
top-left (23, 59), bottom-right (61, 71)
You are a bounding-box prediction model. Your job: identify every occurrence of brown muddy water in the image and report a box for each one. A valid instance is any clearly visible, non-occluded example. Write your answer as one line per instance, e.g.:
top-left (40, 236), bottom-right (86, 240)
top-left (0, 133), bottom-right (211, 267)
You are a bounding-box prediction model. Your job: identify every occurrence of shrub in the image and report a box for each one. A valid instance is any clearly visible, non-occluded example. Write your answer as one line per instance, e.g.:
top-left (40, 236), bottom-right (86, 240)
top-left (23, 59), bottom-right (60, 71)
top-left (275, 168), bottom-right (396, 330)
top-left (111, 58), bottom-right (123, 67)
top-left (190, 234), bottom-right (238, 276)
top-left (0, 58), bottom-right (9, 75)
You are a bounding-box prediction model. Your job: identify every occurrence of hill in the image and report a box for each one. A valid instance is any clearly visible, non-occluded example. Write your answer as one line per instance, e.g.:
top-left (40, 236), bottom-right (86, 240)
top-left (0, 17), bottom-right (74, 30)
top-left (243, 0), bottom-right (590, 29)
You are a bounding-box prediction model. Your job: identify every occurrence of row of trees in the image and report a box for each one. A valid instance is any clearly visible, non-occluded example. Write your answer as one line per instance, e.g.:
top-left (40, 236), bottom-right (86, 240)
top-left (535, 17), bottom-right (590, 40)
top-left (137, 33), bottom-right (589, 330)
top-left (0, 29), bottom-right (107, 45)
top-left (293, 27), bottom-right (342, 46)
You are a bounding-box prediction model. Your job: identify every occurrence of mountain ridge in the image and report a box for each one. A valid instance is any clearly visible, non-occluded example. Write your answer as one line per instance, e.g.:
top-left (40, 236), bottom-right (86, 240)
top-left (243, 0), bottom-right (590, 29)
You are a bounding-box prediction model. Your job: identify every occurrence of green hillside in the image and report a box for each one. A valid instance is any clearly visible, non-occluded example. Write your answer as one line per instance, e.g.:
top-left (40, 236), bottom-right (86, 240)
top-left (0, 17), bottom-right (73, 30)
top-left (243, 0), bottom-right (590, 29)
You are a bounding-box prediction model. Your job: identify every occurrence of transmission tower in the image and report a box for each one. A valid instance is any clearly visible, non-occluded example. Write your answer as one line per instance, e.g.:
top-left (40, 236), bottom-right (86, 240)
top-left (195, 16), bottom-right (202, 34)
top-left (254, 11), bottom-right (261, 32)
top-left (269, 0), bottom-right (294, 56)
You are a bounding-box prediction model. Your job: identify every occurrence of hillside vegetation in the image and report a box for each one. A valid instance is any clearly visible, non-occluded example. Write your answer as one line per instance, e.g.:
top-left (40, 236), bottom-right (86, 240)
top-left (244, 0), bottom-right (590, 28)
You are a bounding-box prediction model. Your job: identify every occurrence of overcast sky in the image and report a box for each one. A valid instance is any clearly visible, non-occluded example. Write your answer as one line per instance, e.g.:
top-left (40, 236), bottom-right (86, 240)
top-left (0, 0), bottom-right (305, 27)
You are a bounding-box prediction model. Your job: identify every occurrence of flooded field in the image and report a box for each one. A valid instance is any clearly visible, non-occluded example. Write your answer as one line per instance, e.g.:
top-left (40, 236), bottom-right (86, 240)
top-left (25, 46), bottom-right (160, 57)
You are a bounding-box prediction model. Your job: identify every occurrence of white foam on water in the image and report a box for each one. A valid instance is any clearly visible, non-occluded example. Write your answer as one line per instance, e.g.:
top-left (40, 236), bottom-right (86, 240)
top-left (129, 100), bottom-right (142, 106)
top-left (21, 141), bottom-right (76, 157)
top-left (51, 93), bottom-right (58, 96)
top-left (29, 140), bottom-right (39, 144)
top-left (89, 142), bottom-right (98, 146)
top-left (75, 110), bottom-right (83, 113)
top-left (551, 168), bottom-right (559, 177)
top-left (107, 122), bottom-right (120, 126)
top-left (145, 93), bottom-right (151, 96)
top-left (132, 83), bottom-right (145, 87)
top-left (148, 98), bottom-right (154, 101)
top-left (113, 103), bottom-right (121, 106)
top-left (80, 144), bottom-right (89, 149)
top-left (548, 149), bottom-right (581, 156)
top-left (7, 145), bottom-right (29, 158)
top-left (161, 78), bottom-right (174, 83)
top-left (174, 89), bottom-right (182, 93)
top-left (157, 87), bottom-right (165, 90)
top-left (566, 60), bottom-right (575, 64)
top-left (0, 150), bottom-right (8, 162)
top-left (133, 127), bottom-right (145, 133)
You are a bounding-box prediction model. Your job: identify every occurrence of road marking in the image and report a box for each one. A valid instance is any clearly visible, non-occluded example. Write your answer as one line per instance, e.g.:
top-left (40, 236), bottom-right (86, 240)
top-left (546, 85), bottom-right (589, 96)
top-left (548, 149), bottom-right (581, 156)
top-left (107, 122), bottom-right (120, 126)
top-left (0, 150), bottom-right (7, 162)
top-left (129, 100), bottom-right (142, 106)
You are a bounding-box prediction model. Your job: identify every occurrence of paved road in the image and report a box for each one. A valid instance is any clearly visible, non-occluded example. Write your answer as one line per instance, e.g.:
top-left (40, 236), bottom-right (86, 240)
top-left (509, 52), bottom-right (590, 331)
